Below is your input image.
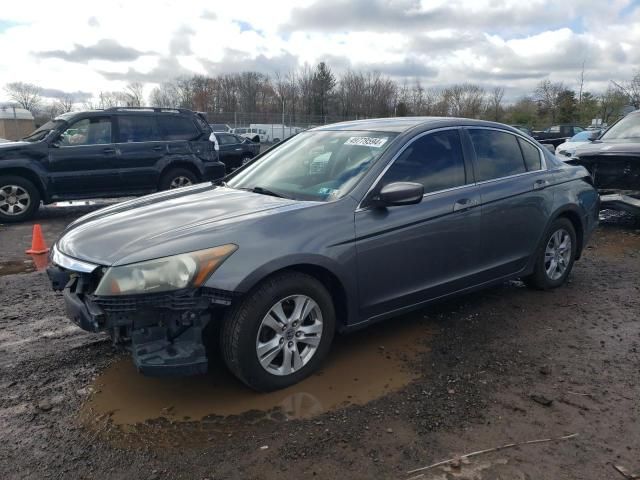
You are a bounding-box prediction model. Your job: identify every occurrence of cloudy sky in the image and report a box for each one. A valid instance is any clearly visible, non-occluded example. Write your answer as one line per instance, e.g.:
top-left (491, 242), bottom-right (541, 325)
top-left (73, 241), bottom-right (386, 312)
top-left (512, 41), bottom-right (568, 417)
top-left (0, 0), bottom-right (639, 103)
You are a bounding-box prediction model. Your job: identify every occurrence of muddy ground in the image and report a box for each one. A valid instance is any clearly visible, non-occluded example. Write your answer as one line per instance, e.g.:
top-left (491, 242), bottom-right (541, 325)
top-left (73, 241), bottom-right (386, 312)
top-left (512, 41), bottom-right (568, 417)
top-left (0, 205), bottom-right (639, 480)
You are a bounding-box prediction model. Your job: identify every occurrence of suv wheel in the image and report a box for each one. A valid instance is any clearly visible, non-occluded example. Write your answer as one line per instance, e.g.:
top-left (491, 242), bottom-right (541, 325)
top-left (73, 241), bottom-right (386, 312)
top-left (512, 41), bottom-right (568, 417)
top-left (159, 168), bottom-right (198, 190)
top-left (220, 272), bottom-right (336, 392)
top-left (524, 217), bottom-right (577, 290)
top-left (0, 176), bottom-right (40, 223)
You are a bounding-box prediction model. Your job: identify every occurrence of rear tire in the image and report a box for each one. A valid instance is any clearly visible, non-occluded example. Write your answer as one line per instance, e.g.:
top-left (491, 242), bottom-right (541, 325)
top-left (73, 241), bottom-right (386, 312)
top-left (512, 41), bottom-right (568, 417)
top-left (159, 168), bottom-right (198, 190)
top-left (524, 217), bottom-right (577, 290)
top-left (0, 175), bottom-right (40, 223)
top-left (240, 153), bottom-right (253, 166)
top-left (220, 272), bottom-right (336, 392)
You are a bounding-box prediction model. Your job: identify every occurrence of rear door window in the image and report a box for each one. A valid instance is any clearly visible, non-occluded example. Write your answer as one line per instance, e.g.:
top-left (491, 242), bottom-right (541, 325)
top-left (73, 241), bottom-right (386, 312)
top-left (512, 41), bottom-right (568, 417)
top-left (381, 129), bottom-right (466, 194)
top-left (157, 115), bottom-right (199, 141)
top-left (468, 129), bottom-right (527, 182)
top-left (117, 115), bottom-right (160, 143)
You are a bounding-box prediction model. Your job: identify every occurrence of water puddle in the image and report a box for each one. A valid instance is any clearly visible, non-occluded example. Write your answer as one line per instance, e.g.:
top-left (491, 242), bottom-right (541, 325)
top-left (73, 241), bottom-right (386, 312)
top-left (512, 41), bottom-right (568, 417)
top-left (0, 256), bottom-right (49, 276)
top-left (83, 315), bottom-right (434, 425)
top-left (0, 260), bottom-right (35, 276)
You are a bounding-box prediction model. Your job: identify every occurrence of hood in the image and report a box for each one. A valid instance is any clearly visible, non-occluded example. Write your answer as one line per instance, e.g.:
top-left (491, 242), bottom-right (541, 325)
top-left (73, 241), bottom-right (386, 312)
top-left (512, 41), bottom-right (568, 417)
top-left (574, 139), bottom-right (640, 157)
top-left (0, 141), bottom-right (30, 157)
top-left (57, 185), bottom-right (314, 266)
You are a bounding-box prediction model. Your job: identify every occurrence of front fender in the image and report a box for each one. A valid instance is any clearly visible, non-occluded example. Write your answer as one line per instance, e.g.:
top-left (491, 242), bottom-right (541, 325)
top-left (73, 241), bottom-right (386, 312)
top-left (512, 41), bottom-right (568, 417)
top-left (222, 253), bottom-right (352, 294)
top-left (205, 251), bottom-right (360, 326)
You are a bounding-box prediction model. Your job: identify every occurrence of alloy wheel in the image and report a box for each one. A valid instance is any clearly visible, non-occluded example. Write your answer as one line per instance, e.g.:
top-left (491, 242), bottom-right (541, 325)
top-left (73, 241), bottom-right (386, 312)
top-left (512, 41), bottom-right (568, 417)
top-left (544, 228), bottom-right (572, 280)
top-left (169, 176), bottom-right (192, 189)
top-left (255, 294), bottom-right (323, 376)
top-left (0, 185), bottom-right (31, 216)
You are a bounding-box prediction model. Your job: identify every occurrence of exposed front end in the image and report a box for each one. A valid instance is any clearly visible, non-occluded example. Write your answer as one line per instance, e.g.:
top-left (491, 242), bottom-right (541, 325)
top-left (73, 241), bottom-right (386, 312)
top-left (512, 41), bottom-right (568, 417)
top-left (47, 245), bottom-right (236, 376)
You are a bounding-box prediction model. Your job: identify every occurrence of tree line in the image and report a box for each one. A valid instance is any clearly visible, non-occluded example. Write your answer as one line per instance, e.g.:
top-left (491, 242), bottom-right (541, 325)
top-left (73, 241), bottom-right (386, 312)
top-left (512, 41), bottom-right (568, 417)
top-left (3, 62), bottom-right (639, 128)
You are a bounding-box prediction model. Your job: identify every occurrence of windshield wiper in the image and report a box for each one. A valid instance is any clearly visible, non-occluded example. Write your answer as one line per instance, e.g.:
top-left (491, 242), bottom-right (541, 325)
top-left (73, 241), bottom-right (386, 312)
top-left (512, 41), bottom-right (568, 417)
top-left (248, 186), bottom-right (292, 199)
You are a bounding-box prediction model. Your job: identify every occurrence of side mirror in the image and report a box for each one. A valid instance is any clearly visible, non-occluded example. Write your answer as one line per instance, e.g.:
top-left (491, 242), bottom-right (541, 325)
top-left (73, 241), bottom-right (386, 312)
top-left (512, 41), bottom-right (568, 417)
top-left (373, 182), bottom-right (424, 207)
top-left (542, 144), bottom-right (555, 153)
top-left (588, 130), bottom-right (600, 141)
top-left (209, 132), bottom-right (219, 151)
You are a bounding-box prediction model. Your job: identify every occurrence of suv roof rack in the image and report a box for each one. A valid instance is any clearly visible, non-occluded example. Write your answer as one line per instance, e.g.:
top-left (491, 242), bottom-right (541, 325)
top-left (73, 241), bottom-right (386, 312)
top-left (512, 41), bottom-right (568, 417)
top-left (103, 107), bottom-right (195, 114)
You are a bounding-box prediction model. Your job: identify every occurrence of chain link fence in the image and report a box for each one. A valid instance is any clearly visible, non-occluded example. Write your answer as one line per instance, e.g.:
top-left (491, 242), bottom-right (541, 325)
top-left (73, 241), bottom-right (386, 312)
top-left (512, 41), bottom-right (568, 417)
top-left (204, 111), bottom-right (386, 141)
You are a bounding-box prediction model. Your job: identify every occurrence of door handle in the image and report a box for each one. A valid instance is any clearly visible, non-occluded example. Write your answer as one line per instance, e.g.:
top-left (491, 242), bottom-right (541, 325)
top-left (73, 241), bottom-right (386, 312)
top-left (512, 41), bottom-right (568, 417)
top-left (152, 145), bottom-right (165, 151)
top-left (235, 148), bottom-right (242, 151)
top-left (534, 179), bottom-right (550, 189)
top-left (103, 148), bottom-right (116, 154)
top-left (453, 198), bottom-right (479, 212)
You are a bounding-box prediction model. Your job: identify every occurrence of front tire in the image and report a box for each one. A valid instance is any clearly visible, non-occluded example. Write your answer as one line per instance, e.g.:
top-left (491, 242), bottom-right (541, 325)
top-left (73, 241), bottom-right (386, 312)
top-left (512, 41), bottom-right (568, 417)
top-left (220, 272), bottom-right (336, 392)
top-left (524, 217), bottom-right (577, 290)
top-left (0, 176), bottom-right (40, 223)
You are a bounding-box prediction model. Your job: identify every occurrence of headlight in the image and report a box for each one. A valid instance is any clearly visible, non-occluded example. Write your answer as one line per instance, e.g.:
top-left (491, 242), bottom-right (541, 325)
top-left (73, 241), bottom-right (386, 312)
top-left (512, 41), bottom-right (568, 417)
top-left (94, 244), bottom-right (237, 296)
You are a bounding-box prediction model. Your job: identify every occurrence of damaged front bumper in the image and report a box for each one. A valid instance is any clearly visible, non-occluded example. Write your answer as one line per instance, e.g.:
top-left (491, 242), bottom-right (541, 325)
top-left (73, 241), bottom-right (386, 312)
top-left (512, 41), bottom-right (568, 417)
top-left (46, 262), bottom-right (235, 377)
top-left (599, 192), bottom-right (640, 216)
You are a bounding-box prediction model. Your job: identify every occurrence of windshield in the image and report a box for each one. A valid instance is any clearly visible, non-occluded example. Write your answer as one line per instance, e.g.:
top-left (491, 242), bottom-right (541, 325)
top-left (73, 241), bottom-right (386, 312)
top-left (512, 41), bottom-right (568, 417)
top-left (601, 113), bottom-right (640, 140)
top-left (22, 119), bottom-right (65, 142)
top-left (227, 130), bottom-right (398, 202)
top-left (570, 131), bottom-right (592, 142)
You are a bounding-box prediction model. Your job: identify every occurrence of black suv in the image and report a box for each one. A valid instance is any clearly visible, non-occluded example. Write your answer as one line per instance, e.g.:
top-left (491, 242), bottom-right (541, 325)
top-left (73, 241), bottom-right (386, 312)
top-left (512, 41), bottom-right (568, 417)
top-left (0, 107), bottom-right (225, 222)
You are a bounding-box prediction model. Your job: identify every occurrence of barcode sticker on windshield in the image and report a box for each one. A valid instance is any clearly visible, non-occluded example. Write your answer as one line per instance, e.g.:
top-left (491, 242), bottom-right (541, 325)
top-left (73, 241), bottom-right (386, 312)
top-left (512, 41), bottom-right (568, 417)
top-left (344, 136), bottom-right (388, 148)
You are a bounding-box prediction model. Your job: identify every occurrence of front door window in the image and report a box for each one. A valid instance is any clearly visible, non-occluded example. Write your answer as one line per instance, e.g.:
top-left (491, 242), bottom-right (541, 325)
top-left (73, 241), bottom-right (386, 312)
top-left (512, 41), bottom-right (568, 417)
top-left (59, 118), bottom-right (112, 146)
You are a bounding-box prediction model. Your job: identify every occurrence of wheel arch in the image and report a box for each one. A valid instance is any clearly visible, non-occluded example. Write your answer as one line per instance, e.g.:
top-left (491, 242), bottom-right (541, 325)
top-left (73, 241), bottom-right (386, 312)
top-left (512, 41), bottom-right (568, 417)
top-left (549, 206), bottom-right (585, 260)
top-left (0, 167), bottom-right (48, 202)
top-left (158, 162), bottom-right (202, 185)
top-left (230, 260), bottom-right (353, 332)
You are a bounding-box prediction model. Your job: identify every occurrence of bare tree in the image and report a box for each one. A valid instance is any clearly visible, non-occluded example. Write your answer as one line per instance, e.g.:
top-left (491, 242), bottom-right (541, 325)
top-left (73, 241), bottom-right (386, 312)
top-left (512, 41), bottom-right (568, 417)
top-left (124, 82), bottom-right (145, 107)
top-left (297, 64), bottom-right (315, 116)
top-left (446, 84), bottom-right (485, 118)
top-left (56, 93), bottom-right (76, 113)
top-left (534, 79), bottom-right (565, 123)
top-left (149, 81), bottom-right (181, 108)
top-left (4, 82), bottom-right (42, 113)
top-left (487, 86), bottom-right (505, 121)
top-left (611, 70), bottom-right (640, 108)
top-left (599, 85), bottom-right (628, 123)
top-left (97, 91), bottom-right (128, 109)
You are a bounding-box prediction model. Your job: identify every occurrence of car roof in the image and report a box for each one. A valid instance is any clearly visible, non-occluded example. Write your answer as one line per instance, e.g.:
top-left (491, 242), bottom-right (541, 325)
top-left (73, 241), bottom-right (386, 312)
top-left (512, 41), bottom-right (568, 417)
top-left (56, 108), bottom-right (197, 122)
top-left (310, 116), bottom-right (525, 134)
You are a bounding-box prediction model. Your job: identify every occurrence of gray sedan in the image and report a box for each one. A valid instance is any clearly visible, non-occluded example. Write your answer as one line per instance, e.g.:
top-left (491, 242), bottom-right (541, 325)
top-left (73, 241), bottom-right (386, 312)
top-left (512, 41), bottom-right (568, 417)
top-left (47, 117), bottom-right (599, 391)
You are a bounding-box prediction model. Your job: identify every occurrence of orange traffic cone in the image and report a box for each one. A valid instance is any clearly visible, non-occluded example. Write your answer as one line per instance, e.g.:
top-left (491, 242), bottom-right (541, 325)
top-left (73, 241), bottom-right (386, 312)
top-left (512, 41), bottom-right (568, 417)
top-left (25, 224), bottom-right (50, 255)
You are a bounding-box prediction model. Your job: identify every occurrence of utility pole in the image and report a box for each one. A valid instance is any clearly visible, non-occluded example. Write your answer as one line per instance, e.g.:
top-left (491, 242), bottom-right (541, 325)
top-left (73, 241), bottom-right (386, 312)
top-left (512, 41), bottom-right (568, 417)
top-left (281, 96), bottom-right (285, 141)
top-left (12, 105), bottom-right (18, 140)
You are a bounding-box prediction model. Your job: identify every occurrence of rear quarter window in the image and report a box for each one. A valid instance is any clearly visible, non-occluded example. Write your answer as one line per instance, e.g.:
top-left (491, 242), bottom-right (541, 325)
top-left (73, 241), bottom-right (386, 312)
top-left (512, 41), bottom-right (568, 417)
top-left (157, 115), bottom-right (199, 141)
top-left (518, 138), bottom-right (542, 171)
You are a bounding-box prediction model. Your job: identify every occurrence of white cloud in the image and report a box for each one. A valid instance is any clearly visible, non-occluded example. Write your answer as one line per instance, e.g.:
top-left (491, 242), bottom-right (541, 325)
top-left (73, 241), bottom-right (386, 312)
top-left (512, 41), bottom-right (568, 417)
top-left (0, 0), bottom-right (638, 103)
